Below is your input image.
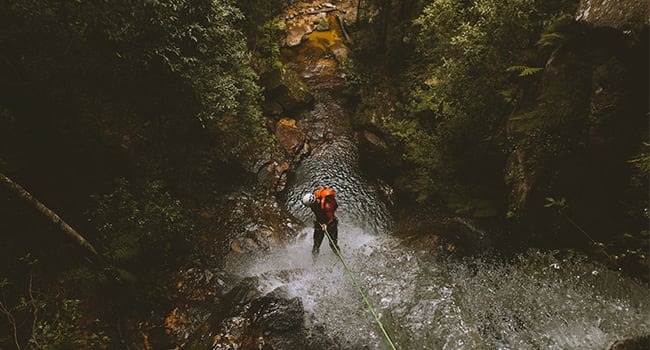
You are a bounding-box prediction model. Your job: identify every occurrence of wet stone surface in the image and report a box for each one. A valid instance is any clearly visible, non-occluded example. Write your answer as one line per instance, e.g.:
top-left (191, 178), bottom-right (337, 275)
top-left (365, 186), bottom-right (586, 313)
top-left (185, 277), bottom-right (340, 350)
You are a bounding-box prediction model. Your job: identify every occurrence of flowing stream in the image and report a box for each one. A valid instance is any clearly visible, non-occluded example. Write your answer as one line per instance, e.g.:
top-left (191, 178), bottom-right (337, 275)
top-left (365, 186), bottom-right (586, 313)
top-left (224, 7), bottom-right (649, 349)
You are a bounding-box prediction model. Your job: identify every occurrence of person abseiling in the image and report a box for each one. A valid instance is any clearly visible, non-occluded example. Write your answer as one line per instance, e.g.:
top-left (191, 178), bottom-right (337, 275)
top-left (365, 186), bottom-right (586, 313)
top-left (302, 187), bottom-right (339, 261)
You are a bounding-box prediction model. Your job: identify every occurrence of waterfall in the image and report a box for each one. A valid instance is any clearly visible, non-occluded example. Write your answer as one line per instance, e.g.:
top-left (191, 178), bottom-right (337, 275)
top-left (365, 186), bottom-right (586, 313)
top-left (221, 6), bottom-right (650, 348)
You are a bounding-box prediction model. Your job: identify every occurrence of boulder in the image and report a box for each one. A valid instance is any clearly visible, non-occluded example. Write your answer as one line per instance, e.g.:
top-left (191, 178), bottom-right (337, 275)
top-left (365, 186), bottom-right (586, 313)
top-left (275, 118), bottom-right (310, 161)
top-left (257, 160), bottom-right (291, 194)
top-left (359, 130), bottom-right (387, 150)
top-left (186, 278), bottom-right (340, 350)
top-left (393, 208), bottom-right (492, 258)
top-left (199, 193), bottom-right (303, 258)
top-left (238, 139), bottom-right (291, 194)
top-left (285, 13), bottom-right (317, 47)
top-left (330, 41), bottom-right (350, 63)
top-left (355, 127), bottom-right (403, 185)
top-left (315, 14), bottom-right (331, 31)
top-left (261, 67), bottom-right (314, 116)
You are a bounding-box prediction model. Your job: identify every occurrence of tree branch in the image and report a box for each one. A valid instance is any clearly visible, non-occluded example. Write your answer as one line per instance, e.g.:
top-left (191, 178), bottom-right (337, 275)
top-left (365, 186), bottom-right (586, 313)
top-left (0, 173), bottom-right (104, 265)
top-left (0, 286), bottom-right (21, 350)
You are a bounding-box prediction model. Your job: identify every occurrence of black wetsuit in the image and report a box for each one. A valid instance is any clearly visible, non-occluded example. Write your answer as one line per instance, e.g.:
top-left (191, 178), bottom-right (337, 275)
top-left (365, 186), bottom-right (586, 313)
top-left (309, 195), bottom-right (339, 257)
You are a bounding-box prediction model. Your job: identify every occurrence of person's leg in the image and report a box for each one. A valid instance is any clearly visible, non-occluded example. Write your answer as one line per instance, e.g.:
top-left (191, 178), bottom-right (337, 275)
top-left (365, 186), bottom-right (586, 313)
top-left (327, 218), bottom-right (340, 253)
top-left (312, 222), bottom-right (324, 258)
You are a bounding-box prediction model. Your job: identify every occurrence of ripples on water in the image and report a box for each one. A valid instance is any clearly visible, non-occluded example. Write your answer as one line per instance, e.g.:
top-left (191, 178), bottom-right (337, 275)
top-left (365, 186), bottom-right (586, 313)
top-left (284, 137), bottom-right (393, 235)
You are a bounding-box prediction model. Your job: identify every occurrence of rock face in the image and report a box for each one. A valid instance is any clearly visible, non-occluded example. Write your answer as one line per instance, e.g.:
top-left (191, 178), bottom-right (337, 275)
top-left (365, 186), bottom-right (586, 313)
top-left (240, 141), bottom-right (292, 194)
top-left (186, 277), bottom-right (339, 350)
top-left (238, 118), bottom-right (310, 197)
top-left (394, 208), bottom-right (492, 257)
top-left (577, 0), bottom-right (648, 30)
top-left (261, 67), bottom-right (314, 117)
top-left (199, 193), bottom-right (303, 258)
top-left (275, 118), bottom-right (311, 162)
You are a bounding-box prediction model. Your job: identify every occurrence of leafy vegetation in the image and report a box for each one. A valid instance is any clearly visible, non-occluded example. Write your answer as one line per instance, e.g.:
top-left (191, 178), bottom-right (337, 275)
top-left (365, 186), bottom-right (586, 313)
top-left (399, 0), bottom-right (572, 204)
top-left (0, 0), bottom-right (280, 347)
top-left (0, 0), bottom-right (269, 187)
top-left (0, 256), bottom-right (110, 350)
top-left (83, 179), bottom-right (195, 310)
top-left (348, 0), bottom-right (648, 278)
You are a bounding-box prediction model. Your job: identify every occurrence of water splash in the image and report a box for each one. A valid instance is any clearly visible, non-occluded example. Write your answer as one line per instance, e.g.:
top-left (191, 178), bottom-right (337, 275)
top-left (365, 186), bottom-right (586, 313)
top-left (228, 223), bottom-right (650, 349)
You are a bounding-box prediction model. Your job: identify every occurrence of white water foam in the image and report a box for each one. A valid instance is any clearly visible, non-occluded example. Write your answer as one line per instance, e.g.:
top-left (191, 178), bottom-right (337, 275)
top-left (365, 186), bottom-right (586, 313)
top-left (227, 220), bottom-right (650, 350)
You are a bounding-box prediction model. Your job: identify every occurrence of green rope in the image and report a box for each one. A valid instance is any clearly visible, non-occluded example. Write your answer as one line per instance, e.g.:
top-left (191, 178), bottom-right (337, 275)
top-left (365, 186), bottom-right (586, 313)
top-left (322, 226), bottom-right (398, 350)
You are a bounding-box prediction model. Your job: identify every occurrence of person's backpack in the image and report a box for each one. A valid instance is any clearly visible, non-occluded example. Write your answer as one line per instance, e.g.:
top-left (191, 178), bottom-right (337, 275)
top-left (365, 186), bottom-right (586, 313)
top-left (314, 187), bottom-right (335, 209)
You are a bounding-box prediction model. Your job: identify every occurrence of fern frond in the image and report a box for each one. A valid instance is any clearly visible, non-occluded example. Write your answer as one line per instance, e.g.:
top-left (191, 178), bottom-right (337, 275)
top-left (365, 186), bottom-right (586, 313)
top-left (628, 153), bottom-right (650, 174)
top-left (507, 65), bottom-right (543, 77)
top-left (538, 32), bottom-right (564, 48)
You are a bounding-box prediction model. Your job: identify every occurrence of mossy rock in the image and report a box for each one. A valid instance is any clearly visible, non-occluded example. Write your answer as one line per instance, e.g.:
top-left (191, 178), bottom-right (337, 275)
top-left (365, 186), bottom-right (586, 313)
top-left (261, 67), bottom-right (314, 115)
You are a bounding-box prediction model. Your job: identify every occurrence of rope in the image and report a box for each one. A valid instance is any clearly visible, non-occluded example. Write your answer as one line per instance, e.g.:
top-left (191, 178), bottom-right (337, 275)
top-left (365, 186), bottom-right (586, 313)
top-left (562, 214), bottom-right (614, 260)
top-left (322, 226), bottom-right (398, 350)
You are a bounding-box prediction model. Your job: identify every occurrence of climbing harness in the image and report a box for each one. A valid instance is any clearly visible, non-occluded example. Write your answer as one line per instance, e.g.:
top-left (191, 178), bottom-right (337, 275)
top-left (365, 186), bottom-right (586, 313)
top-left (322, 226), bottom-right (398, 350)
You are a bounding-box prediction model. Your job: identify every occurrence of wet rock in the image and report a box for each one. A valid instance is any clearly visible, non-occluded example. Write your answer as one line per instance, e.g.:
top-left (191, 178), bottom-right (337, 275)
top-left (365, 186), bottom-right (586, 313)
top-left (372, 178), bottom-right (395, 208)
top-left (330, 41), bottom-right (350, 63)
top-left (186, 277), bottom-right (338, 350)
top-left (355, 127), bottom-right (403, 193)
top-left (286, 16), bottom-right (311, 47)
top-left (608, 335), bottom-right (650, 350)
top-left (238, 137), bottom-right (293, 195)
top-left (261, 67), bottom-right (314, 116)
top-left (394, 209), bottom-right (492, 257)
top-left (231, 240), bottom-right (246, 253)
top-left (315, 14), bottom-right (331, 31)
top-left (257, 160), bottom-right (291, 193)
top-left (359, 130), bottom-right (387, 150)
top-left (184, 278), bottom-right (260, 349)
top-left (227, 277), bottom-right (264, 313)
top-left (200, 193), bottom-right (303, 258)
top-left (275, 118), bottom-right (309, 160)
top-left (249, 288), bottom-right (304, 332)
top-left (241, 142), bottom-right (280, 177)
top-left (165, 266), bottom-right (235, 345)
top-left (577, 0), bottom-right (648, 31)
top-left (297, 141), bottom-right (311, 162)
top-left (243, 237), bottom-right (260, 250)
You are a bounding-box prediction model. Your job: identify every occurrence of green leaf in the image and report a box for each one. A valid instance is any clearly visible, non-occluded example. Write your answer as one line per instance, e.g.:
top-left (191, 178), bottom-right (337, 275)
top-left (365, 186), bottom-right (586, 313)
top-left (506, 65), bottom-right (543, 77)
